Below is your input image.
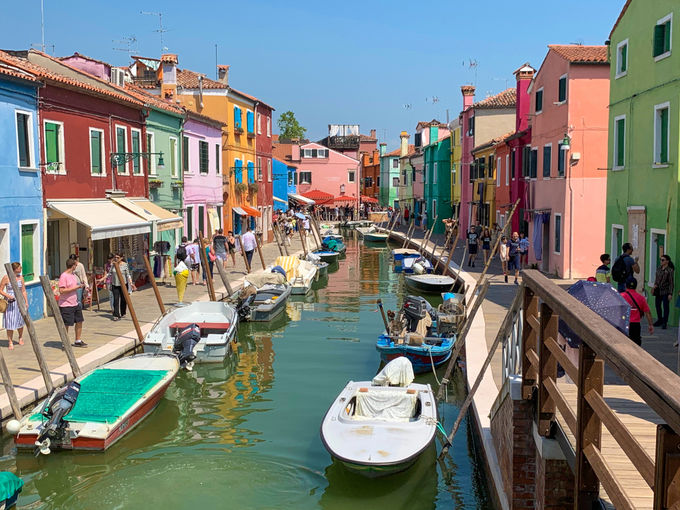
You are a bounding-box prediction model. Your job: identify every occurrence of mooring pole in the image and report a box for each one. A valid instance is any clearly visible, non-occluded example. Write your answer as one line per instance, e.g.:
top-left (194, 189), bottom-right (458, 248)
top-left (113, 260), bottom-right (144, 344)
top-left (237, 235), bottom-right (251, 273)
top-left (143, 255), bottom-right (166, 315)
top-left (214, 256), bottom-right (234, 296)
top-left (198, 237), bottom-right (217, 301)
top-left (255, 234), bottom-right (266, 270)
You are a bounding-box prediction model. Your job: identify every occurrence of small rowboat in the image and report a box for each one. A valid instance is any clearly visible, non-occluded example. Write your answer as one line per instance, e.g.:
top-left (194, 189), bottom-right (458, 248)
top-left (363, 232), bottom-right (389, 243)
top-left (402, 257), bottom-right (433, 274)
top-left (143, 301), bottom-right (238, 364)
top-left (392, 248), bottom-right (420, 272)
top-left (14, 353), bottom-right (179, 454)
top-left (313, 250), bottom-right (340, 263)
top-left (376, 334), bottom-right (454, 373)
top-left (404, 274), bottom-right (456, 293)
top-left (237, 272), bottom-right (292, 322)
top-left (320, 358), bottom-right (437, 477)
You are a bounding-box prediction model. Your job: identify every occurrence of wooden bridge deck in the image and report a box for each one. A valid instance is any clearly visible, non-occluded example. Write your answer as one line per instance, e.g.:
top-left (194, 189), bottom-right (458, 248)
top-left (557, 381), bottom-right (663, 509)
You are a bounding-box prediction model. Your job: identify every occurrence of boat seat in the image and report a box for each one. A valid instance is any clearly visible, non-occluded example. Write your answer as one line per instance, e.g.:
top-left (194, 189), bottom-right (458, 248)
top-left (353, 391), bottom-right (417, 422)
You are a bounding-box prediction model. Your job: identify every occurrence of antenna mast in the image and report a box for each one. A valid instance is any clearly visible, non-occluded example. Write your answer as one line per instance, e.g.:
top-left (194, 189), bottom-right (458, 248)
top-left (141, 11), bottom-right (168, 53)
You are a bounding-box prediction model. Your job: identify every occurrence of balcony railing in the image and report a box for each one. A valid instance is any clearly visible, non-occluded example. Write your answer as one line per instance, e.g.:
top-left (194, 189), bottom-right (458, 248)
top-left (328, 135), bottom-right (360, 150)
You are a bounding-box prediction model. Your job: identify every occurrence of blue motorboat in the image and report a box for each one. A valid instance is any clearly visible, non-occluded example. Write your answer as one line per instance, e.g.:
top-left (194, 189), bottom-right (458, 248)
top-left (401, 256), bottom-right (433, 274)
top-left (391, 248), bottom-right (421, 273)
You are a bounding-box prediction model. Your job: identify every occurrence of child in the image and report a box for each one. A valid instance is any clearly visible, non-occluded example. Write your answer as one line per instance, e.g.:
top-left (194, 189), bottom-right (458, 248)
top-left (595, 253), bottom-right (611, 283)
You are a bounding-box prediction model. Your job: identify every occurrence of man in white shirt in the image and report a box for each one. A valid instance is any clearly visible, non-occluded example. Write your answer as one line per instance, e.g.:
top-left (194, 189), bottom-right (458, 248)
top-left (185, 239), bottom-right (201, 285)
top-left (241, 228), bottom-right (257, 268)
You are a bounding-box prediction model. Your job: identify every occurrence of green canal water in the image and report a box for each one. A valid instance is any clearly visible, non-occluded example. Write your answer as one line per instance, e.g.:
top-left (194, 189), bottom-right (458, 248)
top-left (0, 239), bottom-right (492, 509)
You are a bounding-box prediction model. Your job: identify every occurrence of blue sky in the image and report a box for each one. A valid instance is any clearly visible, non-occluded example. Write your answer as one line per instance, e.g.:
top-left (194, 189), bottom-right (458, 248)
top-left (3, 1), bottom-right (624, 148)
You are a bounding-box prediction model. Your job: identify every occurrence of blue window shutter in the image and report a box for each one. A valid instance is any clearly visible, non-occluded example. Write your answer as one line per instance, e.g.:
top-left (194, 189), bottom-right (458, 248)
top-left (235, 160), bottom-right (242, 182)
top-left (247, 111), bottom-right (254, 133)
top-left (247, 161), bottom-right (254, 183)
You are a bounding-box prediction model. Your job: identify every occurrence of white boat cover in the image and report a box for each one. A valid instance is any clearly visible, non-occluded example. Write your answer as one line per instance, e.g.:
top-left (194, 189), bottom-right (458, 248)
top-left (372, 357), bottom-right (414, 387)
top-left (355, 391), bottom-right (417, 422)
top-left (245, 272), bottom-right (287, 288)
top-left (306, 252), bottom-right (321, 263)
top-left (275, 255), bottom-right (300, 280)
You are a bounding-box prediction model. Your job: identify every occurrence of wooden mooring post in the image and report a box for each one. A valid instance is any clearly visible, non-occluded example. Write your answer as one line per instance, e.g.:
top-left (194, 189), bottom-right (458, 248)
top-left (402, 222), bottom-right (415, 249)
top-left (213, 256), bottom-right (234, 297)
top-left (271, 223), bottom-right (284, 256)
top-left (198, 237), bottom-right (217, 301)
top-left (142, 255), bottom-right (166, 315)
top-left (4, 263), bottom-right (53, 393)
top-left (255, 234), bottom-right (267, 270)
top-left (237, 235), bottom-right (251, 273)
top-left (298, 227), bottom-right (309, 257)
top-left (113, 260), bottom-right (144, 345)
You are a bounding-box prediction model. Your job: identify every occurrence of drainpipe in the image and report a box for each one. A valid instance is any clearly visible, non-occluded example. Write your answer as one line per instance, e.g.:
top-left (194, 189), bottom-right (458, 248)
top-left (568, 145), bottom-right (573, 280)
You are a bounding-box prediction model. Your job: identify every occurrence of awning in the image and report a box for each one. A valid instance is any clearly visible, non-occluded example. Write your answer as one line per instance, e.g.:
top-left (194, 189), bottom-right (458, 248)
top-left (361, 195), bottom-right (379, 204)
top-left (47, 200), bottom-right (151, 240)
top-left (301, 189), bottom-right (333, 204)
top-left (233, 207), bottom-right (247, 216)
top-left (130, 199), bottom-right (184, 232)
top-left (288, 193), bottom-right (315, 205)
top-left (273, 196), bottom-right (288, 205)
top-left (241, 205), bottom-right (261, 217)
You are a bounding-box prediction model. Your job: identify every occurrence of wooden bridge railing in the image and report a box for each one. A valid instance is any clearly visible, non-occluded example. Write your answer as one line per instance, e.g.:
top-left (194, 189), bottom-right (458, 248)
top-left (517, 270), bottom-right (680, 509)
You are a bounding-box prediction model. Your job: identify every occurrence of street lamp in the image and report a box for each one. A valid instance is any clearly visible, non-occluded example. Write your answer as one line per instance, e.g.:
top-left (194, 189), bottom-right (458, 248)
top-left (561, 134), bottom-right (571, 151)
top-left (110, 151), bottom-right (165, 168)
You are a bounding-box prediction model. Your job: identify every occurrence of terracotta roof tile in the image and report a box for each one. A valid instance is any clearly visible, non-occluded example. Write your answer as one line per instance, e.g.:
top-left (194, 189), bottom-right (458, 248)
top-left (474, 88), bottom-right (516, 109)
top-left (609, 0), bottom-right (632, 40)
top-left (472, 131), bottom-right (515, 153)
top-left (385, 145), bottom-right (415, 157)
top-left (548, 45), bottom-right (608, 64)
top-left (0, 61), bottom-right (40, 84)
top-left (124, 83), bottom-right (185, 115)
top-left (416, 119), bottom-right (446, 129)
top-left (0, 50), bottom-right (143, 107)
top-left (176, 68), bottom-right (227, 90)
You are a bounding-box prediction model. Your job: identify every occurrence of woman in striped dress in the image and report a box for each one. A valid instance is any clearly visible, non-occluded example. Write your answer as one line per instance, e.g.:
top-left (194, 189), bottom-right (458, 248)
top-left (0, 263), bottom-right (27, 350)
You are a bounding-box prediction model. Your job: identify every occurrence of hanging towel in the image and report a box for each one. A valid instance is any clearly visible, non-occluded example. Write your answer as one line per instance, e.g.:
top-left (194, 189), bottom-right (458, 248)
top-left (153, 254), bottom-right (161, 278)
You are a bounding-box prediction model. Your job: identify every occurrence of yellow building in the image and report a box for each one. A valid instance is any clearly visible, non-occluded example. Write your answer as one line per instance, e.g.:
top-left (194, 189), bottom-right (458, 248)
top-left (450, 119), bottom-right (462, 219)
top-left (470, 138), bottom-right (499, 228)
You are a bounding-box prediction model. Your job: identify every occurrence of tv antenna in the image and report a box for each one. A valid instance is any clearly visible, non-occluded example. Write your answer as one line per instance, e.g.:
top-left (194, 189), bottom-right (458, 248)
top-left (141, 11), bottom-right (168, 53)
top-left (31, 0), bottom-right (54, 53)
top-left (113, 35), bottom-right (138, 57)
top-left (467, 59), bottom-right (479, 86)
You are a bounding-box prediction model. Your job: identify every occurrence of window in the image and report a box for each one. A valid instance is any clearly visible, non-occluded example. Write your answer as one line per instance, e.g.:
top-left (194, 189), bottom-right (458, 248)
top-left (348, 170), bottom-right (355, 183)
top-left (299, 171), bottom-right (312, 184)
top-left (199, 140), bottom-right (209, 174)
top-left (266, 117), bottom-right (271, 137)
top-left (216, 206), bottom-right (222, 229)
top-left (215, 144), bottom-right (220, 173)
top-left (247, 161), bottom-right (254, 183)
top-left (543, 144), bottom-right (552, 178)
top-left (147, 133), bottom-right (156, 175)
top-left (115, 126), bottom-right (128, 174)
top-left (433, 162), bottom-right (438, 184)
top-left (185, 205), bottom-right (193, 240)
top-left (611, 224), bottom-right (624, 258)
top-left (414, 132), bottom-right (422, 148)
top-left (392, 158), bottom-right (399, 168)
top-left (287, 171), bottom-right (294, 186)
top-left (649, 229), bottom-right (666, 286)
top-left (557, 142), bottom-right (566, 177)
top-left (20, 221), bottom-right (38, 282)
top-left (613, 115), bottom-right (626, 169)
top-left (376, 176), bottom-right (380, 187)
top-left (467, 116), bottom-right (475, 136)
top-left (554, 214), bottom-right (562, 254)
top-left (487, 155), bottom-right (494, 179)
top-left (131, 129), bottom-right (142, 175)
top-left (522, 146), bottom-right (531, 177)
top-left (257, 113), bottom-right (262, 134)
top-left (89, 128), bottom-right (105, 175)
top-left (267, 159), bottom-right (272, 182)
top-left (505, 155), bottom-right (509, 186)
top-left (246, 110), bottom-right (254, 133)
top-left (303, 148), bottom-right (313, 158)
top-left (183, 135), bottom-right (190, 172)
top-left (616, 39), bottom-right (629, 77)
top-left (317, 149), bottom-right (328, 158)
top-left (432, 199), bottom-right (437, 221)
top-left (497, 157), bottom-right (501, 186)
top-left (15, 111), bottom-right (34, 168)
top-left (451, 163), bottom-right (456, 186)
top-left (392, 176), bottom-right (400, 187)
top-left (558, 75), bottom-right (567, 103)
top-left (198, 205), bottom-right (205, 237)
top-left (44, 120), bottom-right (64, 173)
top-left (257, 157), bottom-right (263, 181)
top-left (511, 149), bottom-right (516, 181)
top-left (654, 103), bottom-right (670, 165)
top-left (169, 137), bottom-right (179, 177)
top-left (535, 88), bottom-right (544, 113)
top-left (654, 14), bottom-right (672, 60)
top-left (234, 159), bottom-right (243, 182)
top-left (233, 106), bottom-right (242, 129)
top-left (530, 148), bottom-right (538, 179)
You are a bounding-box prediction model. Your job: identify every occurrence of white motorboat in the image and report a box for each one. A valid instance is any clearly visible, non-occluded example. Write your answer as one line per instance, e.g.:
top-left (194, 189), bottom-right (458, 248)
top-left (143, 301), bottom-right (238, 366)
top-left (274, 256), bottom-right (318, 295)
top-left (405, 274), bottom-right (456, 293)
top-left (320, 358), bottom-right (437, 477)
top-left (234, 272), bottom-right (292, 322)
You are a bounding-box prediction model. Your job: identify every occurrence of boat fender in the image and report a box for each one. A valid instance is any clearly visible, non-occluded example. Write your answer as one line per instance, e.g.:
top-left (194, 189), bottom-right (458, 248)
top-left (406, 389), bottom-right (416, 394)
top-left (359, 387), bottom-right (368, 393)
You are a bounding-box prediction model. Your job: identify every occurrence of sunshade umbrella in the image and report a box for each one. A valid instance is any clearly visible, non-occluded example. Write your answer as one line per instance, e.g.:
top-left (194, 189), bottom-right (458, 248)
top-left (558, 281), bottom-right (630, 348)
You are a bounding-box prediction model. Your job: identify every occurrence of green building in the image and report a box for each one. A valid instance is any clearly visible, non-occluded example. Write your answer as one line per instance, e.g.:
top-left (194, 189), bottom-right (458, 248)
top-left (606, 0), bottom-right (679, 318)
top-left (423, 135), bottom-right (452, 234)
top-left (379, 143), bottom-right (401, 208)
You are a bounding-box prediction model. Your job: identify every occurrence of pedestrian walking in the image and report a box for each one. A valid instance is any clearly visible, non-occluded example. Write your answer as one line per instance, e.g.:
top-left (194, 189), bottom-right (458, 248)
top-left (519, 232), bottom-right (530, 268)
top-left (213, 229), bottom-right (228, 270)
top-left (0, 262), bottom-right (26, 350)
top-left (481, 228), bottom-right (492, 265)
top-left (611, 242), bottom-right (640, 292)
top-left (422, 210), bottom-right (428, 230)
top-left (69, 253), bottom-right (90, 309)
top-left (242, 228), bottom-right (257, 267)
top-left (108, 253), bottom-right (134, 321)
top-left (185, 239), bottom-right (201, 285)
top-left (653, 254), bottom-right (674, 329)
top-left (203, 237), bottom-right (215, 284)
top-left (508, 232), bottom-right (521, 285)
top-left (467, 226), bottom-right (479, 267)
top-left (96, 253), bottom-right (115, 312)
top-left (59, 259), bottom-right (87, 347)
top-left (595, 254), bottom-right (611, 284)
top-left (499, 236), bottom-right (509, 283)
top-left (227, 231), bottom-right (237, 265)
top-left (621, 278), bottom-right (653, 346)
top-left (404, 207), bottom-right (410, 223)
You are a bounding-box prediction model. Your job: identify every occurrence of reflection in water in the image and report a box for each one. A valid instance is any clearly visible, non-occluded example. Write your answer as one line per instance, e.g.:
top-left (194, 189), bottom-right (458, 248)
top-left (0, 238), bottom-right (491, 509)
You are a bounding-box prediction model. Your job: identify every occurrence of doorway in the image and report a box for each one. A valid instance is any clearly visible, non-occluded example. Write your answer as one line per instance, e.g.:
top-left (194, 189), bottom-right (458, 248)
top-left (628, 207), bottom-right (646, 289)
top-left (542, 220), bottom-right (550, 273)
top-left (47, 220), bottom-right (61, 279)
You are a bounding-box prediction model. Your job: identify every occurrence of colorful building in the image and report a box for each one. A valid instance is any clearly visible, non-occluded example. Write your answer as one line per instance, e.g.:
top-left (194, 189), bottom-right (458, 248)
top-left (606, 0), bottom-right (680, 296)
top-left (360, 148), bottom-right (380, 201)
top-left (471, 135), bottom-right (507, 229)
top-left (182, 111), bottom-right (225, 240)
top-left (423, 134), bottom-right (452, 233)
top-left (294, 142), bottom-right (360, 206)
top-left (255, 100), bottom-right (274, 241)
top-left (397, 132), bottom-right (417, 216)
top-left (527, 45), bottom-right (609, 278)
top-left (272, 158), bottom-right (296, 213)
top-left (450, 120), bottom-right (462, 220)
top-left (459, 87), bottom-right (516, 233)
top-left (379, 144), bottom-right (401, 208)
top-left (0, 57), bottom-right (44, 319)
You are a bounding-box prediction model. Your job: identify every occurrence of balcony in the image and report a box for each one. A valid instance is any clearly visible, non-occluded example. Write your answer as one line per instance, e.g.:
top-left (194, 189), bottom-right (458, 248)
top-left (328, 135), bottom-right (360, 150)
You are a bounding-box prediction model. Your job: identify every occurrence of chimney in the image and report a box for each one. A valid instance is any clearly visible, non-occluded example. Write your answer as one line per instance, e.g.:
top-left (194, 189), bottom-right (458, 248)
top-left (370, 129), bottom-right (376, 139)
top-left (217, 65), bottom-right (230, 85)
top-left (514, 63), bottom-right (535, 132)
top-left (379, 143), bottom-right (387, 156)
top-left (400, 131), bottom-right (409, 157)
top-left (160, 53), bottom-right (178, 100)
top-left (461, 85), bottom-right (475, 110)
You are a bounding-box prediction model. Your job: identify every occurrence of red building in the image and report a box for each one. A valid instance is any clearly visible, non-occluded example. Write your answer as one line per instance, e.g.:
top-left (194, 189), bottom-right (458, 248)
top-left (361, 149), bottom-right (380, 201)
top-left (254, 99), bottom-right (275, 241)
top-left (1, 50), bottom-right (153, 276)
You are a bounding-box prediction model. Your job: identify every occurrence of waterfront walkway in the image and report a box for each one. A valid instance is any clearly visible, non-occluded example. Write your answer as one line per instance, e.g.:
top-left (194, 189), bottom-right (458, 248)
top-left (0, 235), bottom-right (308, 419)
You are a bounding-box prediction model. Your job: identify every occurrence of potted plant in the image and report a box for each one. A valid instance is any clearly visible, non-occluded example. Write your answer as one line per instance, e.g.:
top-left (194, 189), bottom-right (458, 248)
top-left (235, 182), bottom-right (248, 195)
top-left (149, 179), bottom-right (163, 188)
top-left (171, 181), bottom-right (184, 188)
top-left (248, 182), bottom-right (259, 195)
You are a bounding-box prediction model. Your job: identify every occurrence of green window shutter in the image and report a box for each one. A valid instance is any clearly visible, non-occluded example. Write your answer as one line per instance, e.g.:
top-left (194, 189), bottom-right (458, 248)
top-left (660, 108), bottom-right (669, 163)
top-left (116, 128), bottom-right (126, 173)
top-left (45, 122), bottom-right (60, 164)
top-left (665, 22), bottom-right (672, 53)
top-left (198, 205), bottom-right (204, 237)
top-left (616, 118), bottom-right (625, 167)
top-left (186, 208), bottom-right (193, 239)
top-left (536, 90), bottom-right (543, 111)
top-left (558, 78), bottom-right (566, 102)
top-left (183, 136), bottom-right (189, 172)
top-left (215, 144), bottom-right (220, 171)
top-left (90, 130), bottom-right (102, 174)
top-left (199, 141), bottom-right (209, 173)
top-left (146, 133), bottom-right (152, 173)
top-left (131, 131), bottom-right (141, 174)
top-left (654, 24), bottom-right (665, 57)
top-left (530, 149), bottom-right (538, 178)
top-left (543, 146), bottom-right (551, 177)
top-left (21, 224), bottom-right (34, 281)
top-left (620, 44), bottom-right (627, 72)
top-left (16, 113), bottom-right (30, 167)
top-left (557, 143), bottom-right (565, 176)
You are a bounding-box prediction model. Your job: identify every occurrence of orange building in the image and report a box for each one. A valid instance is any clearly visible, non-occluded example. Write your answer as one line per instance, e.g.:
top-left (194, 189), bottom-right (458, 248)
top-left (361, 149), bottom-right (380, 201)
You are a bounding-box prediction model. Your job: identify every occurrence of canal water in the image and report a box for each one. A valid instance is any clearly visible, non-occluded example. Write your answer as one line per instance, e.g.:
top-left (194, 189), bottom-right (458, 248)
top-left (0, 238), bottom-right (492, 509)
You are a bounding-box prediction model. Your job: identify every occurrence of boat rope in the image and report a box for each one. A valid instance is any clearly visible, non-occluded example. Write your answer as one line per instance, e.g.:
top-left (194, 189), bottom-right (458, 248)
top-left (436, 421), bottom-right (452, 446)
top-left (428, 345), bottom-right (441, 386)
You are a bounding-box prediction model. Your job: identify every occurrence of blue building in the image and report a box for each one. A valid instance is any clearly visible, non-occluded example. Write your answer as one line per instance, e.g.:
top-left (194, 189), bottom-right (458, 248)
top-left (0, 65), bottom-right (44, 319)
top-left (273, 158), bottom-right (297, 213)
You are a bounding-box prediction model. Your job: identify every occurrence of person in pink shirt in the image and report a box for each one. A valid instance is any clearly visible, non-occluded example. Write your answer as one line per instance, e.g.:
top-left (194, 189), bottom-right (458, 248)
top-left (620, 278), bottom-right (653, 346)
top-left (59, 259), bottom-right (87, 347)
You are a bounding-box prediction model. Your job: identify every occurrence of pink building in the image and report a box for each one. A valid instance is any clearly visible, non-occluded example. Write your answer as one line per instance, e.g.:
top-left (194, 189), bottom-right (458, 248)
top-left (183, 111), bottom-right (225, 238)
top-left (526, 45), bottom-right (609, 278)
top-left (296, 142), bottom-right (360, 203)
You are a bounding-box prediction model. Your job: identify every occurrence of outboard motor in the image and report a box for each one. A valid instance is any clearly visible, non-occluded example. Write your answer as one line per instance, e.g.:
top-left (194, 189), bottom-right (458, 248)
top-left (173, 323), bottom-right (201, 370)
top-left (401, 296), bottom-right (437, 333)
top-left (34, 381), bottom-right (81, 456)
top-left (234, 286), bottom-right (257, 322)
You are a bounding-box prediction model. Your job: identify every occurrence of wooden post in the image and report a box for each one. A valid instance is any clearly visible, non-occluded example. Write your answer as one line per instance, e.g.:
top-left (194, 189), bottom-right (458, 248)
top-left (574, 342), bottom-right (604, 507)
top-left (237, 235), bottom-right (251, 273)
top-left (198, 238), bottom-right (217, 301)
top-left (442, 226), bottom-right (462, 277)
top-left (309, 215), bottom-right (323, 250)
top-left (521, 287), bottom-right (539, 399)
top-left (214, 255), bottom-right (234, 296)
top-left (402, 222), bottom-right (415, 248)
top-left (654, 424), bottom-right (680, 509)
top-left (90, 272), bottom-right (100, 311)
top-left (434, 226), bottom-right (454, 273)
top-left (298, 227), bottom-right (309, 257)
top-left (39, 276), bottom-right (81, 378)
top-left (143, 255), bottom-right (166, 315)
top-left (537, 302), bottom-right (558, 436)
top-left (4, 263), bottom-right (53, 393)
top-left (386, 211), bottom-right (400, 240)
top-left (422, 215), bottom-right (438, 254)
top-left (271, 222), bottom-right (284, 256)
top-left (255, 233), bottom-right (266, 270)
top-left (113, 261), bottom-right (144, 345)
top-left (0, 348), bottom-right (21, 419)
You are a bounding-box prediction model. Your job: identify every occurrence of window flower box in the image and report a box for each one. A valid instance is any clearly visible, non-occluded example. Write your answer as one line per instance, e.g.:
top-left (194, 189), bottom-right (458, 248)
top-left (235, 182), bottom-right (248, 195)
top-left (171, 181), bottom-right (183, 188)
top-left (149, 179), bottom-right (163, 188)
top-left (234, 126), bottom-right (244, 135)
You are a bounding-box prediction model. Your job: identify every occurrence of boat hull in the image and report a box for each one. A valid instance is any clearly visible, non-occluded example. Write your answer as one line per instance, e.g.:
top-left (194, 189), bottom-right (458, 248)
top-left (363, 233), bottom-right (389, 242)
top-left (249, 284), bottom-right (292, 322)
top-left (334, 456), bottom-right (418, 478)
top-left (376, 335), bottom-right (454, 374)
top-left (404, 275), bottom-right (455, 293)
top-left (314, 251), bottom-right (340, 263)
